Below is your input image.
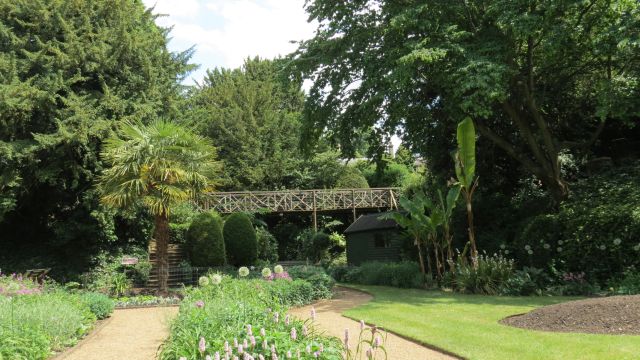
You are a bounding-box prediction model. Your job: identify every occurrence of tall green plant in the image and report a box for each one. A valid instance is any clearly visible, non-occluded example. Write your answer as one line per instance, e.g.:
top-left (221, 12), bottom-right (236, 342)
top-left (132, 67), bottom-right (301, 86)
top-left (97, 121), bottom-right (220, 292)
top-left (382, 192), bottom-right (436, 275)
top-left (438, 186), bottom-right (461, 271)
top-left (454, 118), bottom-right (479, 267)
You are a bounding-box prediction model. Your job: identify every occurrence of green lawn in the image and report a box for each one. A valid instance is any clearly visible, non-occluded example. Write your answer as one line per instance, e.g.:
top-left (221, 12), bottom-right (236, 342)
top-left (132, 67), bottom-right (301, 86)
top-left (342, 285), bottom-right (640, 360)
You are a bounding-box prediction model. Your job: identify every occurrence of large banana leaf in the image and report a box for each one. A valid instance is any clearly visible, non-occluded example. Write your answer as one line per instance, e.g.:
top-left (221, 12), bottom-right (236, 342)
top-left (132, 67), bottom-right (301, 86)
top-left (456, 117), bottom-right (476, 189)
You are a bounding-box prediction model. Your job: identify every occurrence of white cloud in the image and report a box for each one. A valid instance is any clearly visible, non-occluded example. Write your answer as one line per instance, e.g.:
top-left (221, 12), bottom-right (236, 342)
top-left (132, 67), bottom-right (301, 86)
top-left (142, 0), bottom-right (316, 83)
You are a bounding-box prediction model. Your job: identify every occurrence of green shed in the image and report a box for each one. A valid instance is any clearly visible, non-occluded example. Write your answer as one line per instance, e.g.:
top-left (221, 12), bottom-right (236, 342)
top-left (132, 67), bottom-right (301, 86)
top-left (344, 212), bottom-right (404, 265)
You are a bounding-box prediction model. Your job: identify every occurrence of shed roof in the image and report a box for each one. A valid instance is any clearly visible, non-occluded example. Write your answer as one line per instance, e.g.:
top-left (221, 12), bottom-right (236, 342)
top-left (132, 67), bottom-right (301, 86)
top-left (344, 212), bottom-right (399, 234)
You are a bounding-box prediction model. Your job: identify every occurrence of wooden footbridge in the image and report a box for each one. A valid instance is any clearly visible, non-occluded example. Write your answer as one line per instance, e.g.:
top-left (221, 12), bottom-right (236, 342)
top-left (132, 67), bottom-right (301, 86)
top-left (198, 187), bottom-right (401, 229)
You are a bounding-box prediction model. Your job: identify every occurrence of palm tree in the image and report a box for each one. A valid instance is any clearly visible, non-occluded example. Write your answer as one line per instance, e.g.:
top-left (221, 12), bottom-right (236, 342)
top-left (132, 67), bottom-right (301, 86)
top-left (97, 121), bottom-right (220, 293)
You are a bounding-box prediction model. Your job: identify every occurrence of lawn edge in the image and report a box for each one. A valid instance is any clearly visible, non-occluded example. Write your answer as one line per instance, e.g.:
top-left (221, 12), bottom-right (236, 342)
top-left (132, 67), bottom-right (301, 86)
top-left (336, 283), bottom-right (467, 360)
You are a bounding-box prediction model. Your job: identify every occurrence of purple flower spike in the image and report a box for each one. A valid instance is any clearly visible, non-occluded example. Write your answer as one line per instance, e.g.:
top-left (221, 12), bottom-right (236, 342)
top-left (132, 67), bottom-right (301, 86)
top-left (310, 307), bottom-right (316, 321)
top-left (195, 300), bottom-right (205, 308)
top-left (199, 337), bottom-right (206, 354)
top-left (290, 327), bottom-right (297, 341)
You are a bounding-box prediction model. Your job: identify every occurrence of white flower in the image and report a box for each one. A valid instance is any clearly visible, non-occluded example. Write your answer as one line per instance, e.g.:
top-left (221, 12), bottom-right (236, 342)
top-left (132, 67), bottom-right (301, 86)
top-left (557, 247), bottom-right (563, 252)
top-left (261, 267), bottom-right (272, 278)
top-left (543, 243), bottom-right (550, 249)
top-left (633, 244), bottom-right (640, 251)
top-left (558, 240), bottom-right (564, 245)
top-left (210, 273), bottom-right (223, 285)
top-left (198, 276), bottom-right (210, 287)
top-left (504, 250), bottom-right (510, 255)
top-left (613, 238), bottom-right (622, 246)
top-left (599, 245), bottom-right (607, 250)
top-left (274, 265), bottom-right (284, 274)
top-left (524, 245), bottom-right (531, 251)
top-left (238, 267), bottom-right (250, 277)
top-left (499, 244), bottom-right (506, 250)
top-left (527, 250), bottom-right (533, 255)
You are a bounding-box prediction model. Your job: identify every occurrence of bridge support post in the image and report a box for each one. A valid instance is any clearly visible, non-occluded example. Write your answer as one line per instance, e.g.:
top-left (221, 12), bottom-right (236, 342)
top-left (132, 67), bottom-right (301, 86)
top-left (352, 189), bottom-right (357, 222)
top-left (312, 190), bottom-right (317, 232)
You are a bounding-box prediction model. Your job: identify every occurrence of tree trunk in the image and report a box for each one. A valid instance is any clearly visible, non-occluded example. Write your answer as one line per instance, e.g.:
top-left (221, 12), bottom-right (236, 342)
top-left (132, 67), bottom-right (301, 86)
top-left (154, 213), bottom-right (170, 294)
top-left (415, 238), bottom-right (426, 275)
top-left (445, 225), bottom-right (455, 272)
top-left (463, 190), bottom-right (478, 268)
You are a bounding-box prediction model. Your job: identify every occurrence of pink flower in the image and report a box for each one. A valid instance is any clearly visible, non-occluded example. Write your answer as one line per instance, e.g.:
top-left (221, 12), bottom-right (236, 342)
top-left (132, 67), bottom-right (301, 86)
top-left (206, 356), bottom-right (212, 360)
top-left (243, 339), bottom-right (248, 348)
top-left (195, 300), bottom-right (205, 308)
top-left (262, 340), bottom-right (268, 349)
top-left (373, 335), bottom-right (381, 348)
top-left (286, 351), bottom-right (292, 358)
top-left (285, 314), bottom-right (290, 325)
top-left (360, 320), bottom-right (365, 330)
top-left (238, 345), bottom-right (243, 355)
top-left (199, 337), bottom-right (206, 354)
top-left (260, 328), bottom-right (266, 337)
top-left (302, 325), bottom-right (308, 336)
top-left (215, 352), bottom-right (221, 360)
top-left (234, 338), bottom-right (239, 348)
top-left (319, 344), bottom-right (324, 353)
top-left (224, 341), bottom-right (230, 353)
top-left (290, 327), bottom-right (297, 340)
top-left (259, 355), bottom-right (265, 360)
top-left (250, 335), bottom-right (256, 347)
top-left (310, 307), bottom-right (316, 321)
top-left (273, 312), bottom-right (279, 323)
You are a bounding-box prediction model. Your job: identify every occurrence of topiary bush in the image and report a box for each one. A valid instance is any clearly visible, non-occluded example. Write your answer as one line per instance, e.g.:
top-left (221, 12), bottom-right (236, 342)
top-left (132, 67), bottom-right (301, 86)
top-left (186, 211), bottom-right (226, 267)
top-left (81, 292), bottom-right (114, 319)
top-left (223, 213), bottom-right (257, 266)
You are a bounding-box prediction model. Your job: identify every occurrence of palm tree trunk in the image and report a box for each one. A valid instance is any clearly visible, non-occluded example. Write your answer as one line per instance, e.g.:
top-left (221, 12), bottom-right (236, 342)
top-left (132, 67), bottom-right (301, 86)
top-left (154, 213), bottom-right (170, 294)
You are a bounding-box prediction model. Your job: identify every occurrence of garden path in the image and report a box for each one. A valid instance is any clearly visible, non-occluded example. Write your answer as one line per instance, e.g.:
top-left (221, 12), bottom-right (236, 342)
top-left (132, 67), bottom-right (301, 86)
top-left (289, 287), bottom-right (458, 360)
top-left (56, 306), bottom-right (178, 360)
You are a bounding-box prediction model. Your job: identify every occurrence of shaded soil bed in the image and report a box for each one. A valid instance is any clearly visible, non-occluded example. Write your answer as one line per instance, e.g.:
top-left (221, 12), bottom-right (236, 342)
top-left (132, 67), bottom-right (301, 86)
top-left (501, 295), bottom-right (640, 335)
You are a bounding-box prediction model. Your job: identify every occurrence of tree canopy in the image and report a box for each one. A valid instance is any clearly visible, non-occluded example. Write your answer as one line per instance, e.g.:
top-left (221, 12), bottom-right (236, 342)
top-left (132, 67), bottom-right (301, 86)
top-left (290, 0), bottom-right (640, 201)
top-left (0, 0), bottom-right (193, 271)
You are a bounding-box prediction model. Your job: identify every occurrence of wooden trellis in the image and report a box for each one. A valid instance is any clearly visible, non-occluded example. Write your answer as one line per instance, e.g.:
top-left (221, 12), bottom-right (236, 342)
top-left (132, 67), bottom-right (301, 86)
top-left (197, 188), bottom-right (401, 230)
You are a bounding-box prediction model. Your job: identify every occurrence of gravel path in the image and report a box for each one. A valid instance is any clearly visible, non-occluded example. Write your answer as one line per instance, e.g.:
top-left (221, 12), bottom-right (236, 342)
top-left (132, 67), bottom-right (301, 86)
top-left (56, 306), bottom-right (178, 360)
top-left (289, 287), bottom-right (457, 360)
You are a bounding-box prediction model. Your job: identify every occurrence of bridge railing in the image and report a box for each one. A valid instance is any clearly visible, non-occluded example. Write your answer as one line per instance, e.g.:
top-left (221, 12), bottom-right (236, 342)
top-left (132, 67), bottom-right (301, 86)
top-left (198, 187), bottom-right (401, 213)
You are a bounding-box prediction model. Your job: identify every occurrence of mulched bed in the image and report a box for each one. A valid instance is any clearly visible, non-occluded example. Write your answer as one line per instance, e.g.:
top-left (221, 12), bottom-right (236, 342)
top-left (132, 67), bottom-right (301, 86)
top-left (501, 295), bottom-right (640, 335)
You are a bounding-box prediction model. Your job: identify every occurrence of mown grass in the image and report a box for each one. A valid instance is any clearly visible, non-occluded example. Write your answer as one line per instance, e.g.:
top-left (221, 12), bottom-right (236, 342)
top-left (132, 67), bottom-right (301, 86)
top-left (342, 285), bottom-right (640, 360)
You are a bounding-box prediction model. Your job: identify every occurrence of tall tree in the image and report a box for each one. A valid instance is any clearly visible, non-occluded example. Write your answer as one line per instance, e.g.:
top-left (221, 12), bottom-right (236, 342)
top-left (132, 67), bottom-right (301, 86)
top-left (290, 0), bottom-right (640, 202)
top-left (98, 121), bottom-right (219, 292)
top-left (0, 0), bottom-right (193, 271)
top-left (184, 57), bottom-right (306, 190)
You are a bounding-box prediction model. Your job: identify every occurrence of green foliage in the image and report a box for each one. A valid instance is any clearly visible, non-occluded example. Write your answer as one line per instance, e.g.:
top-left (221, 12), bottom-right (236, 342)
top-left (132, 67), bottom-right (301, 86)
top-left (608, 268), bottom-right (640, 295)
top-left (223, 213), bottom-right (258, 266)
top-left (80, 247), bottom-right (148, 295)
top-left (287, 265), bottom-right (336, 299)
top-left (169, 203), bottom-right (200, 244)
top-left (159, 276), bottom-right (341, 360)
top-left (81, 292), bottom-right (114, 320)
top-left (256, 227), bottom-right (279, 263)
top-left (455, 118), bottom-right (477, 191)
top-left (359, 160), bottom-right (412, 188)
top-left (0, 0), bottom-right (193, 274)
top-left (291, 0), bottom-right (640, 201)
top-left (500, 267), bottom-right (551, 296)
top-left (187, 211), bottom-right (226, 267)
top-left (452, 253), bottom-right (514, 295)
top-left (335, 166), bottom-right (369, 188)
top-left (512, 162), bottom-right (640, 284)
top-left (333, 262), bottom-right (426, 289)
top-left (0, 288), bottom-right (97, 359)
top-left (184, 57), bottom-right (306, 191)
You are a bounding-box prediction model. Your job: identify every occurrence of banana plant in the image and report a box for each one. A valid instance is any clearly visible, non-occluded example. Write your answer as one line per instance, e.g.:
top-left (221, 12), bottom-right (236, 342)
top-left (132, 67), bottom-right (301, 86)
top-left (453, 117), bottom-right (479, 268)
top-left (437, 186), bottom-right (461, 271)
top-left (381, 191), bottom-right (432, 275)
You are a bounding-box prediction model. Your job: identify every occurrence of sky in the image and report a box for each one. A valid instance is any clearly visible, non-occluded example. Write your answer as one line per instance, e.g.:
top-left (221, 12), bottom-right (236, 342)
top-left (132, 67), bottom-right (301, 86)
top-left (141, 0), bottom-right (316, 85)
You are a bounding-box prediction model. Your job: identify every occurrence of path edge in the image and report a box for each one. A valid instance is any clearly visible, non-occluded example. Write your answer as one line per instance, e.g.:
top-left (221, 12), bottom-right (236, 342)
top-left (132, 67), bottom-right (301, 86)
top-left (49, 315), bottom-right (114, 359)
top-left (337, 284), bottom-right (468, 360)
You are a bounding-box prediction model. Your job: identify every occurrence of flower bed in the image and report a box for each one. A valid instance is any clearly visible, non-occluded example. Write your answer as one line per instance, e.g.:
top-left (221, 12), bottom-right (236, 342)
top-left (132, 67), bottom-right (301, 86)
top-left (0, 273), bottom-right (113, 359)
top-left (114, 295), bottom-right (182, 308)
top-left (160, 267), bottom-right (352, 359)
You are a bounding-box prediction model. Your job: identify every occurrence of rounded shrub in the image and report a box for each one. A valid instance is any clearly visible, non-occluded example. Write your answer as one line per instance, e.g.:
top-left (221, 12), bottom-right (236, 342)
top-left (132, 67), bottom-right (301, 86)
top-left (223, 212), bottom-right (258, 266)
top-left (81, 292), bottom-right (114, 319)
top-left (335, 166), bottom-right (369, 188)
top-left (186, 211), bottom-right (226, 267)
